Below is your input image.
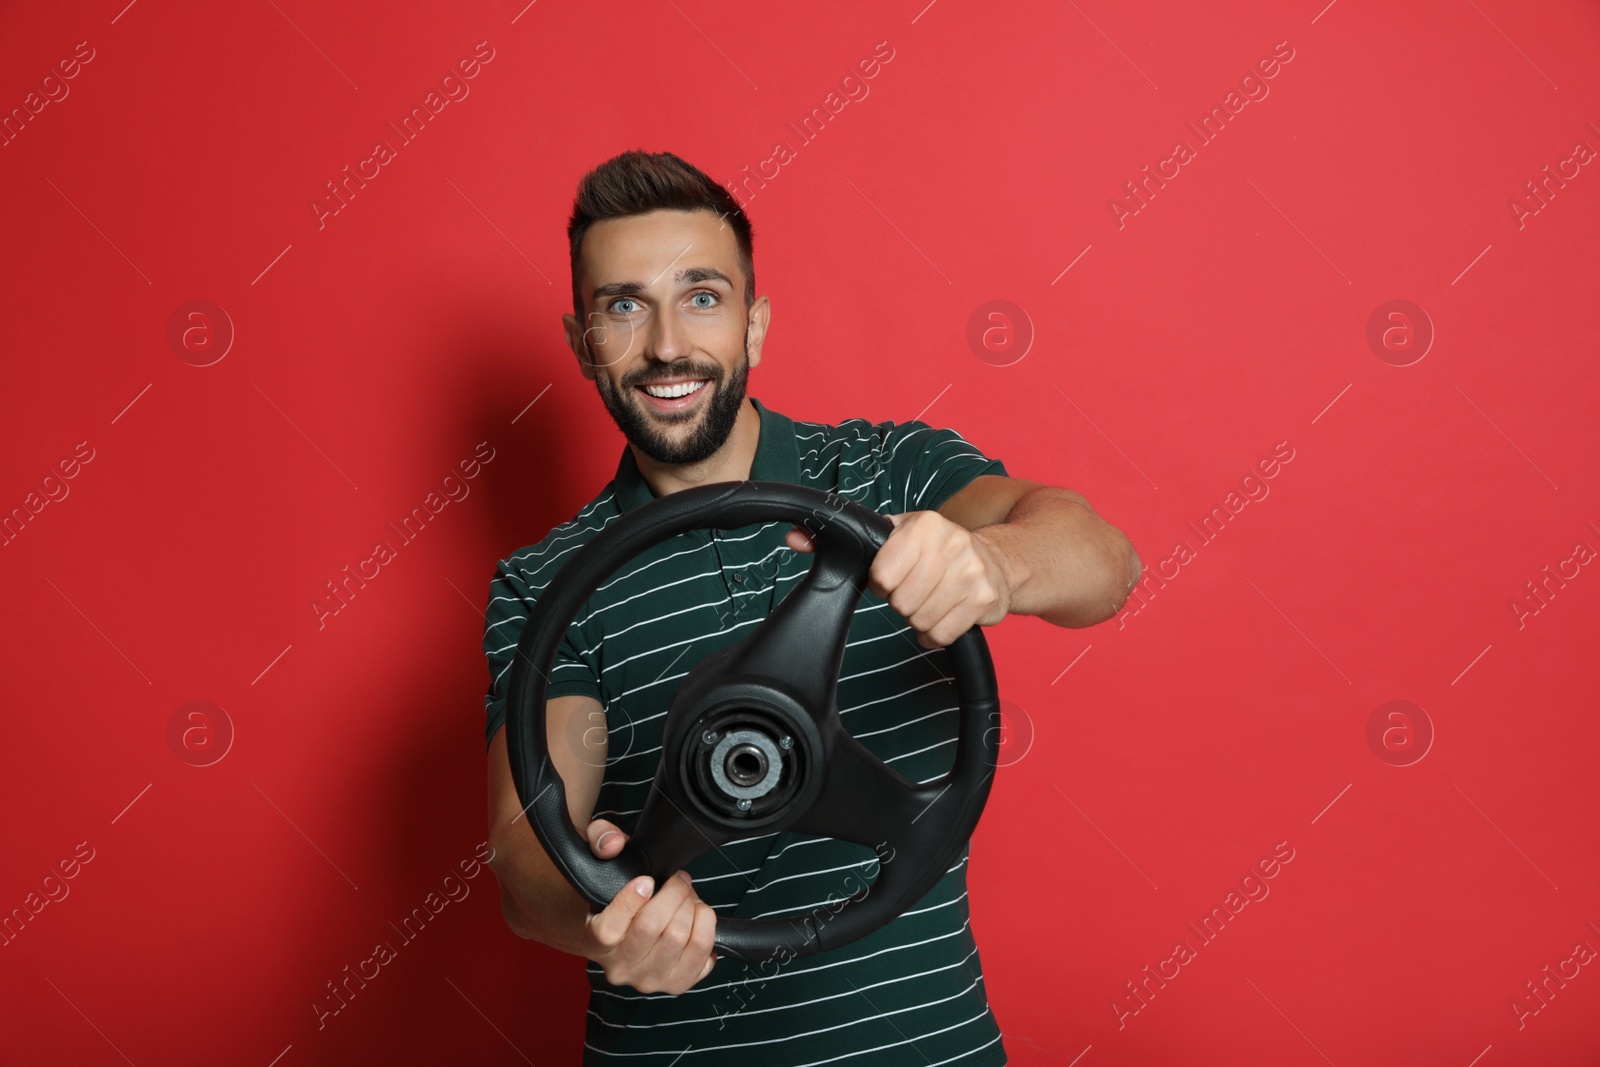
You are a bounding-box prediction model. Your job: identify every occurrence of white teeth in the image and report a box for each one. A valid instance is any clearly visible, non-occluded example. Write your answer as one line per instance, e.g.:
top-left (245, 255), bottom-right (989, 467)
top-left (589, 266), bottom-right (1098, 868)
top-left (643, 380), bottom-right (706, 399)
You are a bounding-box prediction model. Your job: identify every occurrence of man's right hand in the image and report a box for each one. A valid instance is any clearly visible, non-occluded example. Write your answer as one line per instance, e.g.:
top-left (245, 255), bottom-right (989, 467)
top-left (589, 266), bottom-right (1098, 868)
top-left (578, 819), bottom-right (719, 995)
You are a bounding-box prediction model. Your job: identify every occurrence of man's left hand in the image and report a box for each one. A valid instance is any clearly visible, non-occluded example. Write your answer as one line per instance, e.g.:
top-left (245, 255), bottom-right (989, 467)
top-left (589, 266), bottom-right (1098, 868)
top-left (784, 511), bottom-right (1012, 649)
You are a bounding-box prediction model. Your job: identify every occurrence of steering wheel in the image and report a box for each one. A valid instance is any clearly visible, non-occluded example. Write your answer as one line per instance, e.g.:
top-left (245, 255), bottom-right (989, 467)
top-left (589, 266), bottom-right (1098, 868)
top-left (505, 480), bottom-right (1001, 963)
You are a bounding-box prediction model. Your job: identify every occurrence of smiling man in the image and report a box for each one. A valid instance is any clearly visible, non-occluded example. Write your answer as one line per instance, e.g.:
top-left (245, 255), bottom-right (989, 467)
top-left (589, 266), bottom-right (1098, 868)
top-left (484, 150), bottom-right (1140, 1066)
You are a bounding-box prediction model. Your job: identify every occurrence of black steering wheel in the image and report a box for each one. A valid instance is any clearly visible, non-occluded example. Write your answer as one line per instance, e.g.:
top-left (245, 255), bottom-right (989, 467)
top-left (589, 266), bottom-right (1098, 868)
top-left (505, 480), bottom-right (1001, 963)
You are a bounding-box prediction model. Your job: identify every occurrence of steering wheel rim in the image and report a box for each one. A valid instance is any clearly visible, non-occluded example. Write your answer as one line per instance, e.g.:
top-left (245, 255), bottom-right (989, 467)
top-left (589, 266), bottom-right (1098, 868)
top-left (505, 480), bottom-right (1001, 964)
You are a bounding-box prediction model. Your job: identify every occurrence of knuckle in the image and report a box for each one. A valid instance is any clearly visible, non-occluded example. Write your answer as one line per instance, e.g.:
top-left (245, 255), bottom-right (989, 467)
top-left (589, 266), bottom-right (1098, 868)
top-left (660, 924), bottom-right (689, 952)
top-left (593, 910), bottom-right (627, 943)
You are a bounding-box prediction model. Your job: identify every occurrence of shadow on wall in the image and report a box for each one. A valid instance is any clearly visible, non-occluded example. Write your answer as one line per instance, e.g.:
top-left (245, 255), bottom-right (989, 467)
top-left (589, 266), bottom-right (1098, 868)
top-left (468, 337), bottom-right (619, 566)
top-left (284, 318), bottom-right (612, 1061)
top-left (457, 334), bottom-right (619, 1060)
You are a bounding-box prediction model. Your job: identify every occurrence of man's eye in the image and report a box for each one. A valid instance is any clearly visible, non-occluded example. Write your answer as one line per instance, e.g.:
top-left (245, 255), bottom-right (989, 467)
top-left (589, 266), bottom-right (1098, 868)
top-left (690, 291), bottom-right (718, 308)
top-left (609, 298), bottom-right (639, 314)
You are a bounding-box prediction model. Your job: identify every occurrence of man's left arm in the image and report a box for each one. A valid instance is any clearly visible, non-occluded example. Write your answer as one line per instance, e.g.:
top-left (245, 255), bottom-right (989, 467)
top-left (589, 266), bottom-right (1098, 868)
top-left (941, 473), bottom-right (1141, 626)
top-left (789, 474), bottom-right (1142, 646)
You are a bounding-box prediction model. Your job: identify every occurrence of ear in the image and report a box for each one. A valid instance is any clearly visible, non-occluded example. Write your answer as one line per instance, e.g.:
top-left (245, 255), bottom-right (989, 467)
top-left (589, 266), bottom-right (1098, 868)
top-left (745, 294), bottom-right (771, 370)
top-left (562, 311), bottom-right (596, 381)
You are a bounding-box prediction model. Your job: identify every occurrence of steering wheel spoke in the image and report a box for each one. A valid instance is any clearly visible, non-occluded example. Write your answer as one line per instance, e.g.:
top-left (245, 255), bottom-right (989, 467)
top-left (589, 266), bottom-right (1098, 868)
top-left (792, 731), bottom-right (941, 857)
top-left (629, 780), bottom-right (733, 884)
top-left (711, 528), bottom-right (871, 723)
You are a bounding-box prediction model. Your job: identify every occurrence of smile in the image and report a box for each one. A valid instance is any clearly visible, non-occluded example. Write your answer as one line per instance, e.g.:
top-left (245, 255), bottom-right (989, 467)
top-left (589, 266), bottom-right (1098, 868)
top-left (636, 379), bottom-right (709, 412)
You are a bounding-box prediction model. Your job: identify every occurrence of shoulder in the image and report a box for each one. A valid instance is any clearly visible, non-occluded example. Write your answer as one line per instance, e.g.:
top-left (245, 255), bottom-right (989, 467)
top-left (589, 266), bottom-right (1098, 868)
top-left (812, 413), bottom-right (986, 469)
top-left (792, 413), bottom-right (875, 460)
top-left (494, 484), bottom-right (623, 593)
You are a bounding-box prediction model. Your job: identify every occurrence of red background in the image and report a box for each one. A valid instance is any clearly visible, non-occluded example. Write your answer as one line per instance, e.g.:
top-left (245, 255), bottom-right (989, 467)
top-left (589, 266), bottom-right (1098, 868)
top-left (3, 1), bottom-right (1598, 1064)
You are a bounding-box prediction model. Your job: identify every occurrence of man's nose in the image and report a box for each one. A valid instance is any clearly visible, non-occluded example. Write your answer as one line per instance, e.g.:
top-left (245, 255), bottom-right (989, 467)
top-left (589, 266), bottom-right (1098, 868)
top-left (645, 304), bottom-right (693, 362)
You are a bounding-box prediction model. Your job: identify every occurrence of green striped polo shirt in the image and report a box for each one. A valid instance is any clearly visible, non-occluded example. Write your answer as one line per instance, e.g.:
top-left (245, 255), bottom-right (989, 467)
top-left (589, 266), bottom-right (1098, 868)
top-left (483, 395), bottom-right (1010, 1066)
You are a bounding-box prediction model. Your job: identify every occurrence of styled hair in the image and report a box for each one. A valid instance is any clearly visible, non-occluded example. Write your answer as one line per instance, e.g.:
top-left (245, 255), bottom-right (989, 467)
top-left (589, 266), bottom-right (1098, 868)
top-left (567, 150), bottom-right (755, 318)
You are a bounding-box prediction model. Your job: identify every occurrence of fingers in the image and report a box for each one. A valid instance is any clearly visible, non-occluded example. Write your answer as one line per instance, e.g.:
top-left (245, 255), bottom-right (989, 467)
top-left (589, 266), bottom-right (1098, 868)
top-left (621, 871), bottom-right (697, 985)
top-left (907, 564), bottom-right (985, 648)
top-left (588, 870), bottom-right (719, 995)
top-left (636, 874), bottom-right (720, 994)
top-left (571, 818), bottom-right (719, 993)
top-left (591, 871), bottom-right (693, 980)
top-left (656, 898), bottom-right (719, 991)
top-left (587, 818), bottom-right (628, 859)
top-left (587, 874), bottom-right (656, 953)
top-left (634, 878), bottom-right (699, 979)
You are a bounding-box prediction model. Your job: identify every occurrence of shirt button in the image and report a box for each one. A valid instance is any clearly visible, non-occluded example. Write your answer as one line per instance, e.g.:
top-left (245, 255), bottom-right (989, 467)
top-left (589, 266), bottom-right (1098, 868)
top-left (732, 571), bottom-right (745, 583)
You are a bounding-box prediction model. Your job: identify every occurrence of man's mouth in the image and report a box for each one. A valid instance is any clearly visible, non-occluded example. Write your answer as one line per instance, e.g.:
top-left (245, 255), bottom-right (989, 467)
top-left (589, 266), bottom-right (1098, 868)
top-left (635, 378), bottom-right (710, 412)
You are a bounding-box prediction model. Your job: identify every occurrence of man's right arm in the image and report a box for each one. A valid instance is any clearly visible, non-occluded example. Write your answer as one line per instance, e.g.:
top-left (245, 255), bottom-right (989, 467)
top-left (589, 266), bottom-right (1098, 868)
top-left (486, 695), bottom-right (605, 953)
top-left (485, 695), bottom-right (719, 993)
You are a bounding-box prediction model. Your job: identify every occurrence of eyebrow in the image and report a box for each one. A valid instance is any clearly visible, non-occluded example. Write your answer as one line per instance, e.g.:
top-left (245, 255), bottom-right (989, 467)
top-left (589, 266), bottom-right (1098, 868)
top-left (592, 266), bottom-right (735, 301)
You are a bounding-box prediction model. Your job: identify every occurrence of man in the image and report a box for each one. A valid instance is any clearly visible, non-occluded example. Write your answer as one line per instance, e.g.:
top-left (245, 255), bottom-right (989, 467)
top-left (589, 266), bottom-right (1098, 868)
top-left (484, 150), bottom-right (1140, 1065)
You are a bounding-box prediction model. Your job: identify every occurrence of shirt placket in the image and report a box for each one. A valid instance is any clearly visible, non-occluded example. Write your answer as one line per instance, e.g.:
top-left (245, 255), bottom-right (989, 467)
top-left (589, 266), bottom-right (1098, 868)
top-left (710, 524), bottom-right (778, 625)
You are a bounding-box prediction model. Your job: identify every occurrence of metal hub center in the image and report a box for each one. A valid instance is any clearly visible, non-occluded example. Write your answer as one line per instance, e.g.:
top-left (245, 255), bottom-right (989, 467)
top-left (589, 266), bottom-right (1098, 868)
top-left (725, 743), bottom-right (768, 787)
top-left (707, 728), bottom-right (785, 800)
top-left (685, 712), bottom-right (806, 823)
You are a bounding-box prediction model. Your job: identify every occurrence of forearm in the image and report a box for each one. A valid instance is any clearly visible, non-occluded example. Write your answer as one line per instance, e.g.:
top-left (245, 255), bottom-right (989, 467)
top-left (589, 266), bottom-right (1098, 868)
top-left (975, 487), bottom-right (1140, 628)
top-left (489, 819), bottom-right (596, 957)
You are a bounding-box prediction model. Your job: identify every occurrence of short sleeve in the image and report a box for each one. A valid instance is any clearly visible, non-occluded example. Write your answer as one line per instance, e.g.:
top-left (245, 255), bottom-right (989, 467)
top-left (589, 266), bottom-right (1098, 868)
top-left (482, 557), bottom-right (603, 750)
top-left (879, 420), bottom-right (1008, 514)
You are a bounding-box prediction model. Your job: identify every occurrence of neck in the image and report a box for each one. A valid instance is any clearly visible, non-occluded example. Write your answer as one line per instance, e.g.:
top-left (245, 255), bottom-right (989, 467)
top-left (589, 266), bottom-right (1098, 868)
top-left (634, 398), bottom-right (761, 498)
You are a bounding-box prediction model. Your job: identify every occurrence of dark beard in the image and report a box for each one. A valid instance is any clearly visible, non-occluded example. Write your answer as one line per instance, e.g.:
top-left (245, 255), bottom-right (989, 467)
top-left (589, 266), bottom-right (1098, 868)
top-left (590, 329), bottom-right (751, 467)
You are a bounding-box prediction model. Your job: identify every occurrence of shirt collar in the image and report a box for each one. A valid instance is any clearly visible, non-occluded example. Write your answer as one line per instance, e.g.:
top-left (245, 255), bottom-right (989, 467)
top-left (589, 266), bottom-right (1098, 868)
top-left (612, 396), bottom-right (799, 513)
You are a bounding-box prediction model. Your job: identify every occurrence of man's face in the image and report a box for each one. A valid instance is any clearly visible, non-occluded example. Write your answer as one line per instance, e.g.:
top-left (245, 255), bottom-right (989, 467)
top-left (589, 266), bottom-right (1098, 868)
top-left (563, 209), bottom-right (769, 466)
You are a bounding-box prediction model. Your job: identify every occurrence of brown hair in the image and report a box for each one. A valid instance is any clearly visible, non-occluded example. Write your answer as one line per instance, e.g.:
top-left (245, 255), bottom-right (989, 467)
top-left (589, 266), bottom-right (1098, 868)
top-left (567, 150), bottom-right (755, 318)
